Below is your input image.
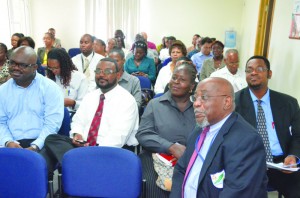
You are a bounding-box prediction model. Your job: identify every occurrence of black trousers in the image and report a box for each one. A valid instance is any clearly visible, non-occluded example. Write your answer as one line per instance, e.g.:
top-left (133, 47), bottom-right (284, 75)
top-left (43, 134), bottom-right (136, 180)
top-left (43, 134), bottom-right (76, 176)
top-left (268, 156), bottom-right (300, 198)
top-left (16, 139), bottom-right (55, 180)
top-left (139, 151), bottom-right (170, 198)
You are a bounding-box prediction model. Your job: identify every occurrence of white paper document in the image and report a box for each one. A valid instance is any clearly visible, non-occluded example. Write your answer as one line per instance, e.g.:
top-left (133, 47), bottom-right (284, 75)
top-left (267, 162), bottom-right (300, 172)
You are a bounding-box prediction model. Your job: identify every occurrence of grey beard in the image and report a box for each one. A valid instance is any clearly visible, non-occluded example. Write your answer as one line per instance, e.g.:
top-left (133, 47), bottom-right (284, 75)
top-left (196, 116), bottom-right (210, 128)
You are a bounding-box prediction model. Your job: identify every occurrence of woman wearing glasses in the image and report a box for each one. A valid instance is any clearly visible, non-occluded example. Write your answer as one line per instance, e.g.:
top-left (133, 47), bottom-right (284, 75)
top-left (47, 48), bottom-right (88, 110)
top-left (136, 62), bottom-right (197, 197)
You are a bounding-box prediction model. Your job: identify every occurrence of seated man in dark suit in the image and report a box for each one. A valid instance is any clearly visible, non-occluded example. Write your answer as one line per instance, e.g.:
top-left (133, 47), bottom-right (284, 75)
top-left (170, 77), bottom-right (267, 198)
top-left (235, 55), bottom-right (300, 198)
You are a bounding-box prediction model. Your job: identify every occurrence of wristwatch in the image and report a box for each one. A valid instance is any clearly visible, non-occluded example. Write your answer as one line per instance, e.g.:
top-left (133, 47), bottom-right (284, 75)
top-left (31, 144), bottom-right (40, 152)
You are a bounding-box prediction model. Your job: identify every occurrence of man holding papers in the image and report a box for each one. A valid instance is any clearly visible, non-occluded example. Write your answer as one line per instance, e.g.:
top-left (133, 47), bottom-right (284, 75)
top-left (235, 56), bottom-right (300, 198)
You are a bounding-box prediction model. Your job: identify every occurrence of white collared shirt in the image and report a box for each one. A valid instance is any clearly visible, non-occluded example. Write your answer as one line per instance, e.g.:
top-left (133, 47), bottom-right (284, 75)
top-left (184, 114), bottom-right (231, 197)
top-left (70, 85), bottom-right (139, 147)
top-left (54, 70), bottom-right (88, 110)
top-left (210, 67), bottom-right (247, 92)
top-left (72, 52), bottom-right (104, 92)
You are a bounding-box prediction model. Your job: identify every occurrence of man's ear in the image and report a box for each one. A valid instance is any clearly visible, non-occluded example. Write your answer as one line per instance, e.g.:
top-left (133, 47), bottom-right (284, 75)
top-left (267, 70), bottom-right (272, 79)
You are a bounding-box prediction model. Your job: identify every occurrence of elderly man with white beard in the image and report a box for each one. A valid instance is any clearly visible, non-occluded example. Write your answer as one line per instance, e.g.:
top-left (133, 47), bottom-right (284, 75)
top-left (170, 77), bottom-right (268, 198)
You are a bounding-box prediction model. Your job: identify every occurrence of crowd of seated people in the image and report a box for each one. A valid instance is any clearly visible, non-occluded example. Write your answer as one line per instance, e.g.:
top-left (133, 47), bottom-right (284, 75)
top-left (1, 29), bottom-right (300, 198)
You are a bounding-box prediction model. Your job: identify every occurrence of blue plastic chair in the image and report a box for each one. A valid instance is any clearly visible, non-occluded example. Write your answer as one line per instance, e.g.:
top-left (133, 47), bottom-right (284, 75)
top-left (136, 75), bottom-right (152, 89)
top-left (0, 148), bottom-right (51, 198)
top-left (62, 146), bottom-right (142, 198)
top-left (57, 107), bottom-right (71, 137)
top-left (68, 48), bottom-right (81, 58)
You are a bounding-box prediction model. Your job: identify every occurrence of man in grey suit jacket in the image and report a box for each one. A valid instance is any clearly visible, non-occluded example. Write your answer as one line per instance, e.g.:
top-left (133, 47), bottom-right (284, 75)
top-left (170, 77), bottom-right (267, 198)
top-left (235, 55), bottom-right (300, 198)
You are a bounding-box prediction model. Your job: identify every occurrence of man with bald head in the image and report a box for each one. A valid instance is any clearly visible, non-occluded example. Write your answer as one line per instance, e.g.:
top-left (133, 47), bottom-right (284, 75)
top-left (72, 34), bottom-right (104, 92)
top-left (0, 46), bottom-right (64, 152)
top-left (140, 31), bottom-right (157, 50)
top-left (170, 77), bottom-right (267, 198)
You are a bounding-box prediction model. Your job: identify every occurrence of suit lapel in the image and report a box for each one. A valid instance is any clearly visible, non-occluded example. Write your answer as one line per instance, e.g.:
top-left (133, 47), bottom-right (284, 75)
top-left (269, 90), bottom-right (285, 140)
top-left (240, 88), bottom-right (257, 128)
top-left (197, 113), bottom-right (238, 185)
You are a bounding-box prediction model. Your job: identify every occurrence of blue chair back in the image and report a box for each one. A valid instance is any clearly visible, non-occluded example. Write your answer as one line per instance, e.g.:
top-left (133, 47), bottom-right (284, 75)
top-left (62, 146), bottom-right (142, 198)
top-left (68, 48), bottom-right (81, 58)
top-left (0, 148), bottom-right (48, 198)
top-left (58, 107), bottom-right (71, 136)
top-left (136, 76), bottom-right (151, 89)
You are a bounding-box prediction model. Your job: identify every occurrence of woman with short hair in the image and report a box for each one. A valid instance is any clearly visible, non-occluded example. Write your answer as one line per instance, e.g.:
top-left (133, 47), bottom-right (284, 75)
top-left (124, 41), bottom-right (156, 82)
top-left (154, 40), bottom-right (187, 94)
top-left (136, 62), bottom-right (197, 197)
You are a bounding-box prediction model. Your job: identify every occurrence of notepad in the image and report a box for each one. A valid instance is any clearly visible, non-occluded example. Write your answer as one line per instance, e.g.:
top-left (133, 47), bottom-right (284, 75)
top-left (267, 162), bottom-right (300, 172)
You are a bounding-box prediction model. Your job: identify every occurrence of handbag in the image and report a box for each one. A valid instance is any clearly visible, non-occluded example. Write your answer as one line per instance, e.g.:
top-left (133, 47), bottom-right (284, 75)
top-left (152, 153), bottom-right (177, 191)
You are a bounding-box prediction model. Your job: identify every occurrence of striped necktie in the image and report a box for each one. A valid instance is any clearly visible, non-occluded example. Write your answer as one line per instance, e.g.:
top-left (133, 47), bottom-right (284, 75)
top-left (257, 100), bottom-right (273, 162)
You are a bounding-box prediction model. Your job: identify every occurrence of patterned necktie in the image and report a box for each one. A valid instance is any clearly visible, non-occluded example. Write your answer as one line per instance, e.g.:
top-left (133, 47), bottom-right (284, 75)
top-left (87, 94), bottom-right (105, 146)
top-left (257, 100), bottom-right (273, 162)
top-left (84, 58), bottom-right (90, 78)
top-left (182, 126), bottom-right (210, 197)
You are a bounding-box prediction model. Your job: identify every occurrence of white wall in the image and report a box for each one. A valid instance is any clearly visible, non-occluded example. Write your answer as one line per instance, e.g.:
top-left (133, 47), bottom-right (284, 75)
top-left (29, 0), bottom-right (244, 52)
top-left (30, 0), bottom-right (85, 50)
top-left (238, 0), bottom-right (260, 69)
top-left (0, 0), bottom-right (11, 45)
top-left (140, 0), bottom-right (244, 49)
top-left (268, 0), bottom-right (300, 101)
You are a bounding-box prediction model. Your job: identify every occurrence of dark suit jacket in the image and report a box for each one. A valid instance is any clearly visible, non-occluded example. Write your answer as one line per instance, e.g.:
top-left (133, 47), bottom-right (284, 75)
top-left (170, 112), bottom-right (268, 198)
top-left (235, 88), bottom-right (300, 158)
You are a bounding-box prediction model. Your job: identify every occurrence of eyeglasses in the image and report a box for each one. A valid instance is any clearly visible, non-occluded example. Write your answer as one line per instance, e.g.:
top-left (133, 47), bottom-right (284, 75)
top-left (227, 62), bottom-right (239, 67)
top-left (190, 95), bottom-right (228, 103)
top-left (47, 67), bottom-right (60, 71)
top-left (94, 68), bottom-right (117, 75)
top-left (8, 60), bottom-right (36, 69)
top-left (245, 66), bottom-right (268, 73)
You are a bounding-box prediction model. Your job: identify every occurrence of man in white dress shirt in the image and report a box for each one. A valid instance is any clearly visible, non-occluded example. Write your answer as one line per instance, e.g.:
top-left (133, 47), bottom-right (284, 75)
top-left (72, 34), bottom-right (104, 92)
top-left (43, 58), bottom-right (139, 178)
top-left (210, 49), bottom-right (247, 92)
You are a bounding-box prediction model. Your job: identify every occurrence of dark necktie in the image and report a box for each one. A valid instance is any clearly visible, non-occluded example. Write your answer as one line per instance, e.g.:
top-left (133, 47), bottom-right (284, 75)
top-left (87, 94), bottom-right (105, 146)
top-left (182, 126), bottom-right (210, 197)
top-left (257, 100), bottom-right (273, 162)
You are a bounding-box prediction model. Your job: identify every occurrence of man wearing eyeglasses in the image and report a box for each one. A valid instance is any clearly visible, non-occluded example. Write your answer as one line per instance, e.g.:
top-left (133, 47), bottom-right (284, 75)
top-left (43, 58), bottom-right (139, 178)
top-left (0, 46), bottom-right (64, 153)
top-left (210, 49), bottom-right (247, 92)
top-left (235, 55), bottom-right (300, 198)
top-left (170, 77), bottom-right (267, 198)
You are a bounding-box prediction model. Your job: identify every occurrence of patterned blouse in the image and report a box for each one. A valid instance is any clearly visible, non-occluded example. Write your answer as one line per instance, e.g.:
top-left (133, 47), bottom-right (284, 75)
top-left (0, 60), bottom-right (10, 85)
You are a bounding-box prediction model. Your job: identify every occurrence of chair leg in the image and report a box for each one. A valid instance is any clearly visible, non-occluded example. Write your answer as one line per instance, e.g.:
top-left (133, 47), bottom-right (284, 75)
top-left (58, 173), bottom-right (62, 197)
top-left (48, 180), bottom-right (54, 198)
top-left (142, 179), bottom-right (146, 198)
